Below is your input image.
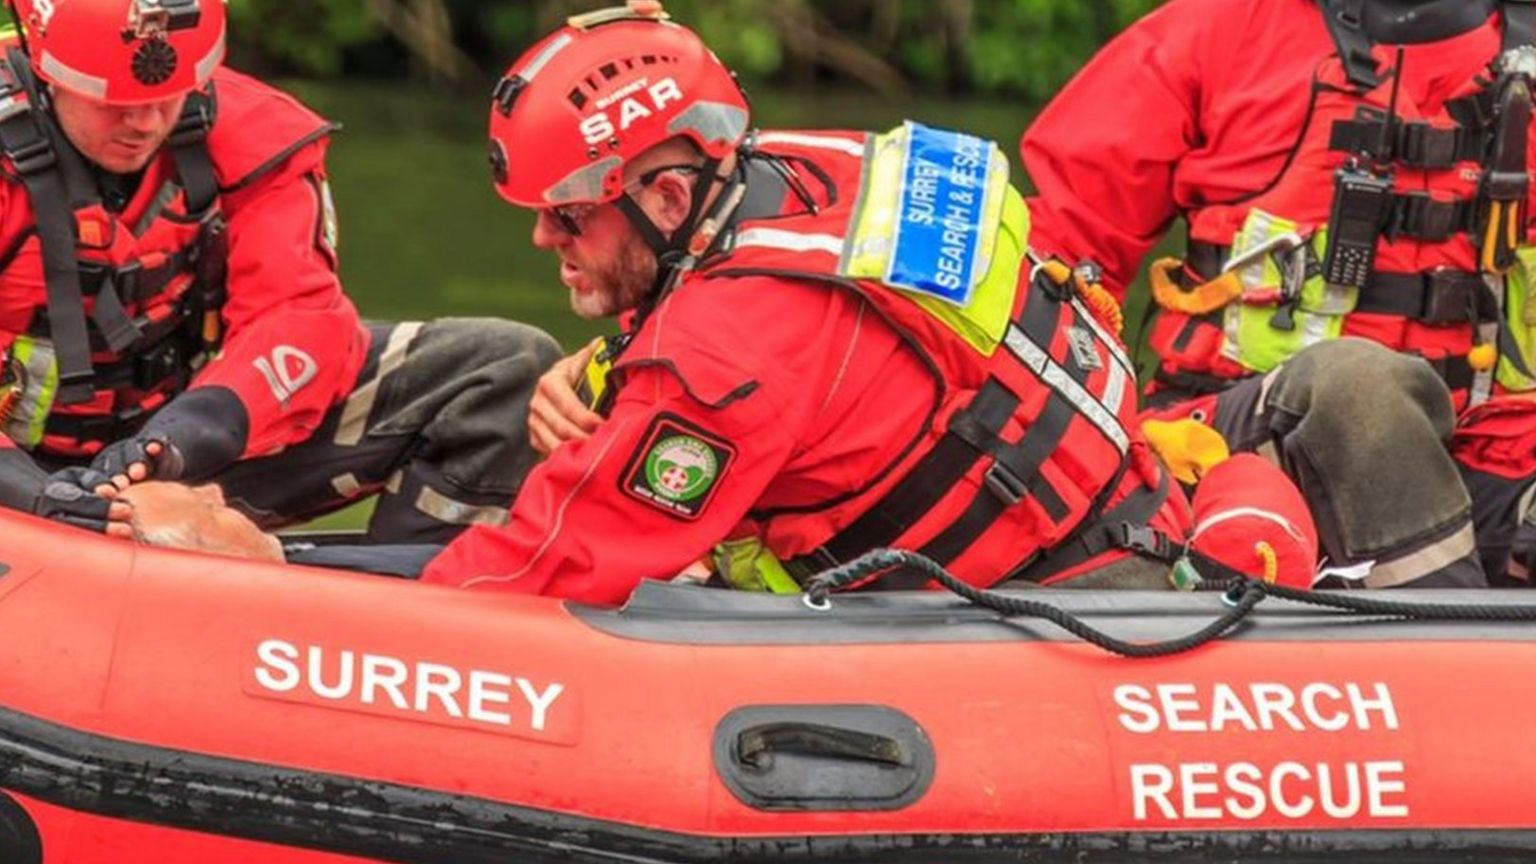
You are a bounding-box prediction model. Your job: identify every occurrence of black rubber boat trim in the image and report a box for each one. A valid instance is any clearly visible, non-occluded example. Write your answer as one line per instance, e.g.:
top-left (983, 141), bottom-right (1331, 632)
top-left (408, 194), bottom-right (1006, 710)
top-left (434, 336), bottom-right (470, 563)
top-left (4, 703), bottom-right (1536, 863)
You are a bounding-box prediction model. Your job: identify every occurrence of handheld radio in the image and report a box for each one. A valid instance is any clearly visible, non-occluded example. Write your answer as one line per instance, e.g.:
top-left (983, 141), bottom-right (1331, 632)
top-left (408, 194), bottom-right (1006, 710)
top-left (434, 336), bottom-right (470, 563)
top-left (1321, 47), bottom-right (1405, 289)
top-left (1321, 164), bottom-right (1393, 288)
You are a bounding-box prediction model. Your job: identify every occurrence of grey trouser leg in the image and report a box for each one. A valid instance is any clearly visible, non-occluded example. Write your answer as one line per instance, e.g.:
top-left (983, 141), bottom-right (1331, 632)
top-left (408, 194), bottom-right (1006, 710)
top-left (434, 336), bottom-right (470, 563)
top-left (213, 318), bottom-right (562, 543)
top-left (1459, 463), bottom-right (1536, 585)
top-left (1207, 338), bottom-right (1485, 588)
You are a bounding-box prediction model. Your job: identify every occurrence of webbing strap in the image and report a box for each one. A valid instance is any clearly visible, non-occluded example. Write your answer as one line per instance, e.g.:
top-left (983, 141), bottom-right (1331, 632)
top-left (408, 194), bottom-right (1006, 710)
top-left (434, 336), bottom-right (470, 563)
top-left (1329, 118), bottom-right (1484, 168)
top-left (1388, 193), bottom-right (1476, 242)
top-left (1355, 269), bottom-right (1498, 322)
top-left (0, 49), bottom-right (92, 405)
top-left (782, 377), bottom-right (1021, 583)
top-left (1319, 0), bottom-right (1382, 89)
top-left (1505, 0), bottom-right (1536, 51)
top-left (168, 90), bottom-right (217, 216)
top-left (913, 389), bottom-right (1077, 570)
top-left (1011, 470), bottom-right (1174, 585)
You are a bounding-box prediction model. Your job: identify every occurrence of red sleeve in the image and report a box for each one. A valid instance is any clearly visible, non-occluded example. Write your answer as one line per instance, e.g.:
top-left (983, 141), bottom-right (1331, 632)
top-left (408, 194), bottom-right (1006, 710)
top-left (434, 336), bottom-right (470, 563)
top-left (187, 144), bottom-right (367, 458)
top-left (1020, 0), bottom-right (1221, 298)
top-left (420, 360), bottom-right (794, 605)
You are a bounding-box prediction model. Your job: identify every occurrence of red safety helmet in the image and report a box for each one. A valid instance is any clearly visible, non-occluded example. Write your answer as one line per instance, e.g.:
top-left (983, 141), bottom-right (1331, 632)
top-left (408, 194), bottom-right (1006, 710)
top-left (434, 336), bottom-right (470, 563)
top-left (487, 0), bottom-right (750, 208)
top-left (13, 0), bottom-right (225, 104)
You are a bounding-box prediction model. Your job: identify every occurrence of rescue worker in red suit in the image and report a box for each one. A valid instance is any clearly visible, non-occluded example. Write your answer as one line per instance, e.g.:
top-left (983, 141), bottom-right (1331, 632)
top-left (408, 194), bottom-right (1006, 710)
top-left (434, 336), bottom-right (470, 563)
top-left (0, 0), bottom-right (561, 540)
top-left (1022, 0), bottom-right (1536, 587)
top-left (403, 2), bottom-right (1198, 603)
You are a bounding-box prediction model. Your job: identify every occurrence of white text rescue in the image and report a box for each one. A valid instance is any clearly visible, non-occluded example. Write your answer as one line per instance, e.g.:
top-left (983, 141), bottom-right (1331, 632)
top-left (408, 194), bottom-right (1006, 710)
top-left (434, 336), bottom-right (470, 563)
top-left (1113, 682), bottom-right (1410, 822)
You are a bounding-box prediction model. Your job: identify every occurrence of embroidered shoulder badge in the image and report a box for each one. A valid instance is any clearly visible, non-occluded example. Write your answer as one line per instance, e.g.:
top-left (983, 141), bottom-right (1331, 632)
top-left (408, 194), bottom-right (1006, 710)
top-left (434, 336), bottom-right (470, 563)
top-left (621, 413), bottom-right (736, 520)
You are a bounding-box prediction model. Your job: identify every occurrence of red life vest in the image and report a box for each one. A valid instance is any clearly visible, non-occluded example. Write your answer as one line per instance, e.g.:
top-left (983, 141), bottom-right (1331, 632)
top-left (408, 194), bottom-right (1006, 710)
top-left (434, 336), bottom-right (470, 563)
top-left (1148, 10), bottom-right (1535, 401)
top-left (0, 52), bottom-right (332, 456)
top-left (661, 131), bottom-right (1183, 587)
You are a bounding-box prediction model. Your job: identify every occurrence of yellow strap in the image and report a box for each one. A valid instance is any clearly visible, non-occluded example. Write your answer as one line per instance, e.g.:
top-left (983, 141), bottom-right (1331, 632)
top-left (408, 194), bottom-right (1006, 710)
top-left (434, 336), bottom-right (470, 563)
top-left (1255, 541), bottom-right (1279, 584)
top-left (1150, 258), bottom-right (1243, 315)
top-left (1079, 280), bottom-right (1124, 336)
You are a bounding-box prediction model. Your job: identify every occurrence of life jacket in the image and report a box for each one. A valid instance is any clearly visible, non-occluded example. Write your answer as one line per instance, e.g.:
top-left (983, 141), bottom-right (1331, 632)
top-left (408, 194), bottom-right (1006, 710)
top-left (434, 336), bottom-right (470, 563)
top-left (0, 49), bottom-right (333, 456)
top-left (1146, 2), bottom-right (1536, 406)
top-left (602, 124), bottom-right (1182, 589)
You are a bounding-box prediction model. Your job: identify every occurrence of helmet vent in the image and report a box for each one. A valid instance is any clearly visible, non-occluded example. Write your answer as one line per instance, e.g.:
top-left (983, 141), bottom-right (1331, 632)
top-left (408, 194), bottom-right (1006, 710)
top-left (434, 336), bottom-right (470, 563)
top-left (567, 53), bottom-right (678, 107)
top-left (131, 39), bottom-right (178, 86)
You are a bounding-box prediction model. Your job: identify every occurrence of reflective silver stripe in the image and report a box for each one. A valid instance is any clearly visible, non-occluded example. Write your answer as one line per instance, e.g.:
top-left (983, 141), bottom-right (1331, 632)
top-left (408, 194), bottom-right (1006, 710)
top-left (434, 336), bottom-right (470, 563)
top-left (330, 472), bottom-right (363, 497)
top-left (1517, 480), bottom-right (1536, 526)
top-left (335, 322), bottom-right (423, 446)
top-left (754, 131), bottom-right (866, 157)
top-left (668, 101), bottom-right (748, 148)
top-left (519, 32), bottom-right (573, 81)
top-left (1004, 323), bottom-right (1130, 453)
top-left (39, 51), bottom-right (106, 99)
top-left (1067, 295), bottom-right (1133, 377)
top-left (415, 485), bottom-right (509, 527)
top-left (1363, 522), bottom-right (1476, 588)
top-left (546, 156), bottom-right (621, 205)
top-left (194, 25), bottom-right (226, 83)
top-left (385, 470), bottom-right (403, 495)
top-left (1101, 354), bottom-right (1129, 418)
top-left (733, 227), bottom-right (845, 256)
top-left (1255, 439), bottom-right (1280, 465)
top-left (1256, 368), bottom-right (1281, 417)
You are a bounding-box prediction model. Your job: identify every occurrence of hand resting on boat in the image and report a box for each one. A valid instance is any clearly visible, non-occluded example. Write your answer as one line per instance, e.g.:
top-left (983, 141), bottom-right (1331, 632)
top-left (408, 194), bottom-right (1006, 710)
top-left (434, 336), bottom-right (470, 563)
top-left (112, 482), bottom-right (285, 563)
top-left (107, 481), bottom-right (442, 577)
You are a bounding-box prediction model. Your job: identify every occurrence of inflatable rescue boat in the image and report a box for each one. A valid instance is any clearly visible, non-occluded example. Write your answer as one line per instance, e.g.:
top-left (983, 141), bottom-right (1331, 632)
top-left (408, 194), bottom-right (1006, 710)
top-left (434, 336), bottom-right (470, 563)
top-left (2, 509), bottom-right (1536, 863)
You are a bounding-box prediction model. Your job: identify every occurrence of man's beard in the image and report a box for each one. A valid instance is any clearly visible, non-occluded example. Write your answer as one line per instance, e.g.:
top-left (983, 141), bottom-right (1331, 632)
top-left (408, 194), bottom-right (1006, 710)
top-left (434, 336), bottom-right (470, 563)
top-left (570, 242), bottom-right (659, 319)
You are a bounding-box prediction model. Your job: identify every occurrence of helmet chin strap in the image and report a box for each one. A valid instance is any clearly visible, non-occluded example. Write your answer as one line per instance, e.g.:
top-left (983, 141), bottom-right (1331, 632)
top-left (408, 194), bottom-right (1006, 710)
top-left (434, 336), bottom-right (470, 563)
top-left (613, 154), bottom-right (746, 305)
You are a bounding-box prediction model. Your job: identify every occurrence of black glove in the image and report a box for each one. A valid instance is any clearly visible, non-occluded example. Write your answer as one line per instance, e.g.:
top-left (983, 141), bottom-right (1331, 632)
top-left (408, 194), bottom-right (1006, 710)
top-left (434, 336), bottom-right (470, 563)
top-left (91, 433), bottom-right (187, 482)
top-left (90, 386), bottom-right (249, 483)
top-left (33, 467), bottom-right (116, 533)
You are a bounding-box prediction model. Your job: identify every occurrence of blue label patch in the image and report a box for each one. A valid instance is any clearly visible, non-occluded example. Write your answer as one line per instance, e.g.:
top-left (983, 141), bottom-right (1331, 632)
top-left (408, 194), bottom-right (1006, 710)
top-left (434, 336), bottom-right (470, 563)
top-left (888, 122), bottom-right (992, 306)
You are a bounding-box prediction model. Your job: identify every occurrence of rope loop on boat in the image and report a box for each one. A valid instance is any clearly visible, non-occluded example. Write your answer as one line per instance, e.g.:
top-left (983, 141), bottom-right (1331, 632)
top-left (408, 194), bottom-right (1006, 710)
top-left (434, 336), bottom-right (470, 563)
top-left (804, 549), bottom-right (1536, 659)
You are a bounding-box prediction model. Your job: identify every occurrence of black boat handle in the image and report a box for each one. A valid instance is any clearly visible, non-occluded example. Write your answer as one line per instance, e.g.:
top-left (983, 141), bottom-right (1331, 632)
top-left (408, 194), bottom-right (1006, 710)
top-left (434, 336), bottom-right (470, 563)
top-left (735, 722), bottom-right (909, 770)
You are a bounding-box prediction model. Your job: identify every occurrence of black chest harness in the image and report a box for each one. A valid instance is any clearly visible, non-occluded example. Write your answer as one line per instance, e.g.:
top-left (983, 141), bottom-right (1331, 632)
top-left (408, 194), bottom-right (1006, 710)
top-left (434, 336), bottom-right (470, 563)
top-left (0, 47), bottom-right (227, 444)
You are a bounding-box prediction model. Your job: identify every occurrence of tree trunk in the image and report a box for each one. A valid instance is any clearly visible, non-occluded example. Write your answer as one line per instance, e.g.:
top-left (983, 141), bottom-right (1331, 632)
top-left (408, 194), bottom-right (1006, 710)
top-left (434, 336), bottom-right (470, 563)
top-left (362, 0), bottom-right (480, 84)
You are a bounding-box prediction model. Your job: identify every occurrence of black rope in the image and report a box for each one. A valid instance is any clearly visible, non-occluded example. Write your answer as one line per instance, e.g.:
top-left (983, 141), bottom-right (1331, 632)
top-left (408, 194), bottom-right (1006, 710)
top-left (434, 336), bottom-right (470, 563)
top-left (1253, 580), bottom-right (1536, 621)
top-left (804, 549), bottom-right (1536, 659)
top-left (806, 549), bottom-right (1267, 659)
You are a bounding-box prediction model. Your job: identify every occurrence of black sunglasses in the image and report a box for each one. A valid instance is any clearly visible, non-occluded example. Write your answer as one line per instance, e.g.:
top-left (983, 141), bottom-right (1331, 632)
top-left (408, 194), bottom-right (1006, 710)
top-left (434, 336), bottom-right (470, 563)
top-left (544, 164), bottom-right (701, 237)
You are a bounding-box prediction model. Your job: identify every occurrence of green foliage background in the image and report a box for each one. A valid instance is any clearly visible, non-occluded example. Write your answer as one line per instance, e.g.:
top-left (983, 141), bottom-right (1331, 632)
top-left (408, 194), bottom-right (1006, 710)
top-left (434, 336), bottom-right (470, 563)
top-left (223, 0), bottom-right (1162, 102)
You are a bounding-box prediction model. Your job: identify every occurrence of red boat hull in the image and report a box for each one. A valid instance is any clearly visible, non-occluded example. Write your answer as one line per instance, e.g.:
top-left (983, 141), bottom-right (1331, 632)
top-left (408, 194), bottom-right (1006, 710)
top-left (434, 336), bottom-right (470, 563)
top-left (1, 510), bottom-right (1534, 862)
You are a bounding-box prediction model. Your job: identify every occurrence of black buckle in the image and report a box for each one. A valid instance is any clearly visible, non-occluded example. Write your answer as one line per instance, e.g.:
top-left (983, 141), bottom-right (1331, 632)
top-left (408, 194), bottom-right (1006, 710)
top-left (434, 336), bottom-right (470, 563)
top-left (785, 545), bottom-right (842, 586)
top-left (7, 133), bottom-right (54, 175)
top-left (983, 462), bottom-right (1028, 506)
top-left (168, 96), bottom-right (211, 148)
top-left (1112, 522), bottom-right (1176, 560)
top-left (132, 339), bottom-right (184, 391)
top-left (55, 368), bottom-right (96, 404)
